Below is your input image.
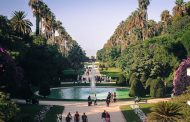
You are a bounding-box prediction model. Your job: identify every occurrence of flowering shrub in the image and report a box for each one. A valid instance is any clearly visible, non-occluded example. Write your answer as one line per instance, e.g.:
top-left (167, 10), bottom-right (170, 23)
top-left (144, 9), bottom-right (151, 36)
top-left (173, 57), bottom-right (190, 95)
top-left (0, 47), bottom-right (23, 94)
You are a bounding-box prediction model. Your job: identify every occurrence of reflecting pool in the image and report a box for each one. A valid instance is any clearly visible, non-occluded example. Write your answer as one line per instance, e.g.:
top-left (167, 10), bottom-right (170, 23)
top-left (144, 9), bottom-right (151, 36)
top-left (47, 87), bottom-right (129, 100)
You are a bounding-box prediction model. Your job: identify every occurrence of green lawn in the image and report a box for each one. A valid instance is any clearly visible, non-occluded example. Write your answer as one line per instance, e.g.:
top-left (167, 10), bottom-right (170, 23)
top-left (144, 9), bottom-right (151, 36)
top-left (16, 104), bottom-right (44, 122)
top-left (139, 103), bottom-right (154, 115)
top-left (100, 67), bottom-right (122, 78)
top-left (64, 68), bottom-right (84, 75)
top-left (43, 105), bottom-right (64, 122)
top-left (16, 104), bottom-right (64, 122)
top-left (120, 103), bottom-right (154, 122)
top-left (120, 105), bottom-right (141, 122)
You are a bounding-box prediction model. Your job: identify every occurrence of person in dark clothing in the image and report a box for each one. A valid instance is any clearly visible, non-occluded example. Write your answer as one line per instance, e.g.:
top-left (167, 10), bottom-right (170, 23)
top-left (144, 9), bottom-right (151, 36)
top-left (106, 96), bottom-right (110, 107)
top-left (88, 95), bottom-right (92, 106)
top-left (65, 112), bottom-right (72, 122)
top-left (81, 112), bottom-right (88, 122)
top-left (74, 111), bottom-right (80, 122)
top-left (108, 92), bottom-right (111, 99)
top-left (113, 92), bottom-right (116, 103)
top-left (101, 110), bottom-right (106, 122)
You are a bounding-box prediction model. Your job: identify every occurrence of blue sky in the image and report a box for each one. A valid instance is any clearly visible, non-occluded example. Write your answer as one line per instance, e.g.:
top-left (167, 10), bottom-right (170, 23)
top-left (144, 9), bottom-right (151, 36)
top-left (0, 0), bottom-right (188, 56)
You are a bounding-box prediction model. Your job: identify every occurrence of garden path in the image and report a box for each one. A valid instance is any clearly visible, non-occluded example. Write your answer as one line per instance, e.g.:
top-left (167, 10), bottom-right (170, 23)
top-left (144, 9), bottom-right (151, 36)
top-left (14, 98), bottom-right (170, 122)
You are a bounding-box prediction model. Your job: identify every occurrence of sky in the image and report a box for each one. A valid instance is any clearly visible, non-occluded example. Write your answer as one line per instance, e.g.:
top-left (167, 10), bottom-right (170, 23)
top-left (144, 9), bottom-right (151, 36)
top-left (0, 0), bottom-right (189, 57)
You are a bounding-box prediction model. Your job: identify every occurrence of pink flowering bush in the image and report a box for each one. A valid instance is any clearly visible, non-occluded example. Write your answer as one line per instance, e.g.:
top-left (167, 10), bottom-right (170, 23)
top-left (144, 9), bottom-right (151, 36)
top-left (173, 57), bottom-right (190, 95)
top-left (0, 47), bottom-right (23, 95)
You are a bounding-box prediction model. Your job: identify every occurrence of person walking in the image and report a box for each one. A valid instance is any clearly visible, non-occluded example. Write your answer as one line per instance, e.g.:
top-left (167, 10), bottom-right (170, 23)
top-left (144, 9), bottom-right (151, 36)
top-left (101, 110), bottom-right (106, 122)
top-left (94, 94), bottom-right (97, 105)
top-left (106, 112), bottom-right (110, 122)
top-left (88, 95), bottom-right (92, 106)
top-left (113, 92), bottom-right (116, 103)
top-left (65, 112), bottom-right (72, 122)
top-left (106, 97), bottom-right (110, 107)
top-left (74, 111), bottom-right (80, 122)
top-left (81, 112), bottom-right (88, 122)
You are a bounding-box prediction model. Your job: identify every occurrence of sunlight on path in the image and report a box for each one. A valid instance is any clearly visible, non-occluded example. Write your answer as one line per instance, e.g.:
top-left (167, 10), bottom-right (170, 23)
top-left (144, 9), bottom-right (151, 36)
top-left (13, 98), bottom-right (170, 122)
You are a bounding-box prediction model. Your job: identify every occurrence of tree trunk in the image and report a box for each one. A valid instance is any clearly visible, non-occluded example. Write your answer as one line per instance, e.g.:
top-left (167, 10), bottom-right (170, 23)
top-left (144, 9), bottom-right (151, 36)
top-left (36, 13), bottom-right (40, 36)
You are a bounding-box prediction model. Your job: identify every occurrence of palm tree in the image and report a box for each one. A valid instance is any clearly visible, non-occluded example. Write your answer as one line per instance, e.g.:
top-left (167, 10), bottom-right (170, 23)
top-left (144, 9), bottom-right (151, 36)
top-left (43, 10), bottom-right (53, 39)
top-left (147, 102), bottom-right (183, 122)
top-left (173, 0), bottom-right (186, 18)
top-left (11, 11), bottom-right (33, 36)
top-left (161, 10), bottom-right (172, 33)
top-left (137, 0), bottom-right (150, 40)
top-left (38, 2), bottom-right (46, 35)
top-left (29, 0), bottom-right (41, 36)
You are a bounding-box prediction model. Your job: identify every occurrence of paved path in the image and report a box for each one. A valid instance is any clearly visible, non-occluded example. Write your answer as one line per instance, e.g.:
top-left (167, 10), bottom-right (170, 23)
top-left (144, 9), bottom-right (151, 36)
top-left (38, 100), bottom-right (128, 122)
top-left (14, 98), bottom-right (170, 122)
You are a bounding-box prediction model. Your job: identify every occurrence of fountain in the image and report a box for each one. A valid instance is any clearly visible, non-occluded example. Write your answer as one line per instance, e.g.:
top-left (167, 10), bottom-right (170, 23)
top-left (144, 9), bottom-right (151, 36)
top-left (43, 62), bottom-right (129, 100)
top-left (90, 63), bottom-right (96, 94)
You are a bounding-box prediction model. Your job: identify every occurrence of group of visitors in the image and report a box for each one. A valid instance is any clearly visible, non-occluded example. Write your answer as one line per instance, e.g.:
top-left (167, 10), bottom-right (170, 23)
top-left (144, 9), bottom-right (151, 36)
top-left (65, 111), bottom-right (88, 122)
top-left (95, 75), bottom-right (104, 83)
top-left (64, 110), bottom-right (111, 122)
top-left (106, 92), bottom-right (116, 107)
top-left (101, 110), bottom-right (111, 122)
top-left (95, 76), bottom-right (111, 83)
top-left (87, 92), bottom-right (117, 107)
top-left (88, 94), bottom-right (97, 106)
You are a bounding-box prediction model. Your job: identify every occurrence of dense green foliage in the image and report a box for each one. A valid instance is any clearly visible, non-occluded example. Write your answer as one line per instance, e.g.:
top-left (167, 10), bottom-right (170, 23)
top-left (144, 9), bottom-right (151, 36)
top-left (39, 82), bottom-right (51, 97)
top-left (0, 92), bottom-right (19, 122)
top-left (0, 1), bottom-right (86, 99)
top-left (97, 0), bottom-right (190, 98)
top-left (129, 77), bottom-right (146, 97)
top-left (16, 104), bottom-right (64, 122)
top-left (116, 74), bottom-right (127, 86)
top-left (150, 78), bottom-right (165, 98)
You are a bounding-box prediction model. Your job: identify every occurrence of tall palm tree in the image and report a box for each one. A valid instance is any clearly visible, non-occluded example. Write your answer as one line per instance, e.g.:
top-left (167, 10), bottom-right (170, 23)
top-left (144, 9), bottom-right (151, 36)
top-left (147, 102), bottom-right (183, 122)
top-left (39, 2), bottom-right (49, 35)
top-left (11, 11), bottom-right (33, 36)
top-left (29, 0), bottom-right (41, 36)
top-left (137, 0), bottom-right (150, 40)
top-left (43, 11), bottom-right (53, 39)
top-left (173, 0), bottom-right (186, 17)
top-left (161, 10), bottom-right (172, 33)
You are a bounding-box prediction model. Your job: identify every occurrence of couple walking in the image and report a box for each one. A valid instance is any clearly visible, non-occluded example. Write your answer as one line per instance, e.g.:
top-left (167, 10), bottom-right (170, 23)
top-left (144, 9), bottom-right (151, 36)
top-left (101, 110), bottom-right (111, 122)
top-left (88, 94), bottom-right (97, 106)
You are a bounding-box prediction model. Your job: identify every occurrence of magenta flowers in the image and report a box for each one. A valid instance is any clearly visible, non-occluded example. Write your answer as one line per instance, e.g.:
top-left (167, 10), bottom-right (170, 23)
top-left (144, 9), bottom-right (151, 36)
top-left (173, 57), bottom-right (190, 95)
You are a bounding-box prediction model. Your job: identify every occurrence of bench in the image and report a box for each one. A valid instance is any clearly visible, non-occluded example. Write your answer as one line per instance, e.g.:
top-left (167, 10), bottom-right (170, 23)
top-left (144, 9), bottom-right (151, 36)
top-left (134, 98), bottom-right (147, 104)
top-left (138, 99), bottom-right (147, 103)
